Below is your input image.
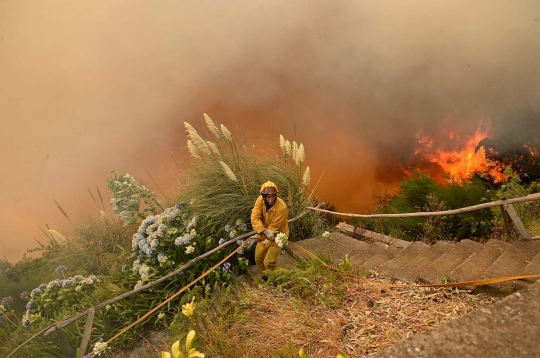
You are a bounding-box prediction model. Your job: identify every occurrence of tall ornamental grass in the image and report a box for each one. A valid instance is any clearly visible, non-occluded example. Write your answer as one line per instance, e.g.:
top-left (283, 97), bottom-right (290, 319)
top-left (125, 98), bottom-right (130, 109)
top-left (175, 114), bottom-right (322, 241)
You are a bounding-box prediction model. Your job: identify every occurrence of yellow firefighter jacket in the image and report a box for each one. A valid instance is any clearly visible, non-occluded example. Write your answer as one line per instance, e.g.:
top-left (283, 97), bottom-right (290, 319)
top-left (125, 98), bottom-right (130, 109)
top-left (250, 196), bottom-right (289, 236)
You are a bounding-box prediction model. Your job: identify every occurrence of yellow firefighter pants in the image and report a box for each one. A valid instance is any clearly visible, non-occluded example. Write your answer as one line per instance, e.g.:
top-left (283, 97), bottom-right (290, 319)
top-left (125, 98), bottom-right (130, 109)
top-left (255, 241), bottom-right (282, 271)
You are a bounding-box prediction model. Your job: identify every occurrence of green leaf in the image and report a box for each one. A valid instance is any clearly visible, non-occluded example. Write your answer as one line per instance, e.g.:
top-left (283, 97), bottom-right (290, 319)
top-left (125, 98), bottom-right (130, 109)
top-left (336, 351), bottom-right (351, 358)
top-left (298, 347), bottom-right (308, 358)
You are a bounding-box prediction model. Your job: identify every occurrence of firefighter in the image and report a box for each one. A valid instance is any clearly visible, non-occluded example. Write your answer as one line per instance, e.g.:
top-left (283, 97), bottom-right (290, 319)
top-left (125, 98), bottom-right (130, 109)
top-left (250, 181), bottom-right (289, 271)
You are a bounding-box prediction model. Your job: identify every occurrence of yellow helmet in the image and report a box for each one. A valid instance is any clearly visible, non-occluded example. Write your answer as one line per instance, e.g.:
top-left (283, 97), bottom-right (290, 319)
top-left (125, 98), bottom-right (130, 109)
top-left (260, 181), bottom-right (278, 194)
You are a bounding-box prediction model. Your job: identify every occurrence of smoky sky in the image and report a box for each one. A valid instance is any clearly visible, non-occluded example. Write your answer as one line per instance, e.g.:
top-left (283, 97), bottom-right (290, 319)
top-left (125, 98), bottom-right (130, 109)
top-left (1, 1), bottom-right (540, 262)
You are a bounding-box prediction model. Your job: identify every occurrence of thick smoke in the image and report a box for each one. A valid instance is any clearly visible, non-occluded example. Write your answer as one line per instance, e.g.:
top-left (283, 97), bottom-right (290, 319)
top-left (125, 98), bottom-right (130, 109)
top-left (1, 1), bottom-right (540, 261)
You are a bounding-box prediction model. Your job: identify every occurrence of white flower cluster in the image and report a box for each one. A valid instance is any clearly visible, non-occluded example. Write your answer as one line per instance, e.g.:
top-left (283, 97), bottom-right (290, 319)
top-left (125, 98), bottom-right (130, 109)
top-left (322, 231), bottom-right (331, 239)
top-left (131, 203), bottom-right (193, 257)
top-left (275, 233), bottom-right (288, 248)
top-left (129, 202), bottom-right (203, 289)
top-left (174, 228), bottom-right (196, 246)
top-left (93, 340), bottom-right (108, 356)
top-left (132, 261), bottom-right (152, 289)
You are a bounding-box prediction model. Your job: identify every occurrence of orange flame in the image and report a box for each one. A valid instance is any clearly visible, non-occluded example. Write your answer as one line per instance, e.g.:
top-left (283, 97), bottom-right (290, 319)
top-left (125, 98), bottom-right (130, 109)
top-left (414, 122), bottom-right (507, 183)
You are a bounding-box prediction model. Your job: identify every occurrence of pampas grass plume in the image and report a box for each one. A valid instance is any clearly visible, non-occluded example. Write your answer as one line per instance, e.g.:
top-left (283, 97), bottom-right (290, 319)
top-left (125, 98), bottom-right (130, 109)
top-left (297, 143), bottom-right (305, 166)
top-left (279, 135), bottom-right (286, 155)
top-left (292, 141), bottom-right (298, 164)
top-left (184, 122), bottom-right (210, 154)
top-left (187, 140), bottom-right (201, 159)
top-left (302, 166), bottom-right (311, 187)
top-left (184, 122), bottom-right (198, 139)
top-left (207, 141), bottom-right (220, 156)
top-left (220, 124), bottom-right (233, 142)
top-left (204, 113), bottom-right (221, 138)
top-left (285, 140), bottom-right (291, 156)
top-left (220, 161), bottom-right (238, 182)
top-left (48, 229), bottom-right (67, 245)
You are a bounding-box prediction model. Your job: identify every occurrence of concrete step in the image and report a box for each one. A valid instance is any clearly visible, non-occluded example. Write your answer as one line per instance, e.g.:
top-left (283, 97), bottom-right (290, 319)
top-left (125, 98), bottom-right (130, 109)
top-left (279, 232), bottom-right (370, 269)
top-left (418, 240), bottom-right (483, 284)
top-left (336, 222), bottom-right (410, 249)
top-left (477, 240), bottom-right (540, 295)
top-left (363, 242), bottom-right (400, 271)
top-left (449, 240), bottom-right (512, 283)
top-left (377, 241), bottom-right (430, 279)
top-left (395, 241), bottom-right (454, 282)
top-left (347, 240), bottom-right (397, 269)
top-left (522, 250), bottom-right (540, 282)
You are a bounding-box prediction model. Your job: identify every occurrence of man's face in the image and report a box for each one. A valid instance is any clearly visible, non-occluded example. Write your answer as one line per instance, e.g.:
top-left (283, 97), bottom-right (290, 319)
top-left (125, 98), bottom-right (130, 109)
top-left (262, 188), bottom-right (277, 205)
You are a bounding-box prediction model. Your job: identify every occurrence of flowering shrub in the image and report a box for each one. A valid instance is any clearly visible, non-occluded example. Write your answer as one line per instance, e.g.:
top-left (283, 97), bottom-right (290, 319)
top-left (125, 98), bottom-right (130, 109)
top-left (108, 171), bottom-right (161, 226)
top-left (21, 274), bottom-right (100, 327)
top-left (123, 202), bottom-right (250, 290)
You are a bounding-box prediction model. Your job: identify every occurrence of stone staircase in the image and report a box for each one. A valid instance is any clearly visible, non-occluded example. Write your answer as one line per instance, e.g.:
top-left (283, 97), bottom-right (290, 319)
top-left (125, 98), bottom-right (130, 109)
top-left (275, 224), bottom-right (540, 296)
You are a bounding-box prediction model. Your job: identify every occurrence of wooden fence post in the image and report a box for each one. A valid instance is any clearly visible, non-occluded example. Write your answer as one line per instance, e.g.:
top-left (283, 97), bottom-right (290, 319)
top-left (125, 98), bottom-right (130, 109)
top-left (501, 200), bottom-right (531, 240)
top-left (79, 308), bottom-right (95, 358)
top-left (500, 205), bottom-right (513, 236)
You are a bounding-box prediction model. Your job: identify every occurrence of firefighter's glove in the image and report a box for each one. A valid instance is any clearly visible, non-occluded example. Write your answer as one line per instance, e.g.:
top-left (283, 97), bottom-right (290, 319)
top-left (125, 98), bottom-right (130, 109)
top-left (264, 229), bottom-right (277, 240)
top-left (245, 235), bottom-right (258, 248)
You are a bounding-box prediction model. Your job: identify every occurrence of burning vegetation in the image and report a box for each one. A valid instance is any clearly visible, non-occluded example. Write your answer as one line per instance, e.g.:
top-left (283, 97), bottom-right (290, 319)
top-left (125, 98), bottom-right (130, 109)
top-left (404, 114), bottom-right (540, 186)
top-left (413, 121), bottom-right (507, 184)
top-left (362, 114), bottom-right (540, 243)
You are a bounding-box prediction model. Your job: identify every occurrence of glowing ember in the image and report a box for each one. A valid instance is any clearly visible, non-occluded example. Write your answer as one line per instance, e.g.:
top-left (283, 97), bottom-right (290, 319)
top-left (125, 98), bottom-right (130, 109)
top-left (414, 122), bottom-right (507, 183)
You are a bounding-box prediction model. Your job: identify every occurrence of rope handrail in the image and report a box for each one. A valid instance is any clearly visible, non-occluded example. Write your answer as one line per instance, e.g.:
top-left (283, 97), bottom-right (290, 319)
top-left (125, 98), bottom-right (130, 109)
top-left (309, 193), bottom-right (540, 218)
top-left (8, 203), bottom-right (324, 358)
